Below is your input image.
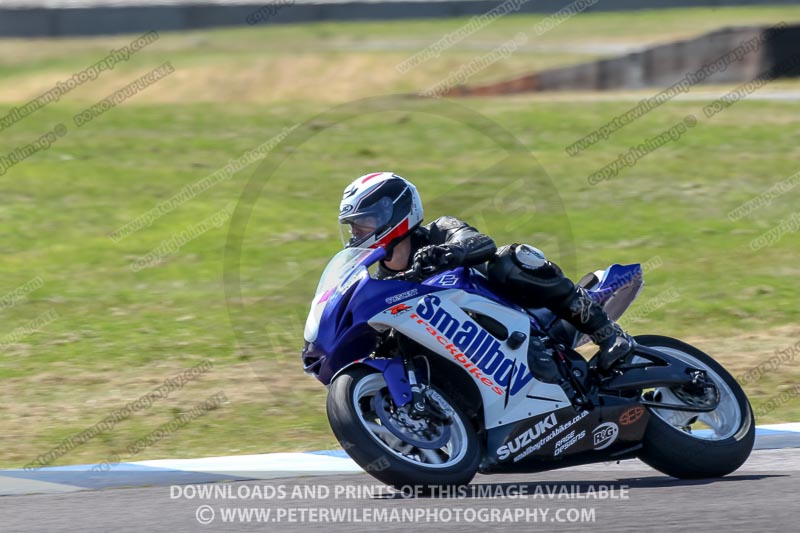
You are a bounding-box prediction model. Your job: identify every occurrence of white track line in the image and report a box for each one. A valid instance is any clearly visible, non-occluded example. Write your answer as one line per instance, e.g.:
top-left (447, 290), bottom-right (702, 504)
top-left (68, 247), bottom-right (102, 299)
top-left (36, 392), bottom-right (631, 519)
top-left (2, 423), bottom-right (798, 496)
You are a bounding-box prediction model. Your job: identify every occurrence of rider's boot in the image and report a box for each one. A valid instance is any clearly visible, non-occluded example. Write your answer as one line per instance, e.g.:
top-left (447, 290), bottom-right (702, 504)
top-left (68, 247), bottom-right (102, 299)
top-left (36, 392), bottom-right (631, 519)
top-left (556, 287), bottom-right (634, 372)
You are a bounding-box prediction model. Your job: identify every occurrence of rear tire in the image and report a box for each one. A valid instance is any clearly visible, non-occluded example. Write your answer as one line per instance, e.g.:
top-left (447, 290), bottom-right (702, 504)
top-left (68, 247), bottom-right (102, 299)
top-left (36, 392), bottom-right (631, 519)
top-left (327, 366), bottom-right (481, 489)
top-left (635, 335), bottom-right (755, 478)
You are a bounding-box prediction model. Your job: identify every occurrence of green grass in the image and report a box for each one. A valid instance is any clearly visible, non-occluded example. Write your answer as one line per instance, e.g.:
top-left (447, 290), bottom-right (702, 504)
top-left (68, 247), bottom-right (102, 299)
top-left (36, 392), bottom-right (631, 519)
top-left (1, 5), bottom-right (799, 468)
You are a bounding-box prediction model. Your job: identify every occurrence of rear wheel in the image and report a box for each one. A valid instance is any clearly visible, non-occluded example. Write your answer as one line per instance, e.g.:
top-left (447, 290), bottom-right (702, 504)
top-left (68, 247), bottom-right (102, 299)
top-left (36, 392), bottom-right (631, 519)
top-left (634, 335), bottom-right (755, 478)
top-left (326, 366), bottom-right (480, 489)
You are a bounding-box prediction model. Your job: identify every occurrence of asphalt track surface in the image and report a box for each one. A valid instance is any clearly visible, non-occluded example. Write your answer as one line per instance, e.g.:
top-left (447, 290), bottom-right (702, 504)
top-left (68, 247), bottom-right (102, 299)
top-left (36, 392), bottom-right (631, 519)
top-left (2, 447), bottom-right (797, 532)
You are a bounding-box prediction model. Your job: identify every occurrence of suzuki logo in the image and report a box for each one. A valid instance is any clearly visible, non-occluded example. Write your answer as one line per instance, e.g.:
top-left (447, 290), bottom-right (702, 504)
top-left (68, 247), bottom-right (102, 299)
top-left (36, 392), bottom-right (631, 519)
top-left (496, 413), bottom-right (557, 461)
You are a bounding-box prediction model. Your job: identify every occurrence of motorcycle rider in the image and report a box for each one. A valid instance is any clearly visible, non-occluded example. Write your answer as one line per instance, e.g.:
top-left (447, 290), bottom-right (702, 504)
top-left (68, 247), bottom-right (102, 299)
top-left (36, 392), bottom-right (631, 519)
top-left (338, 172), bottom-right (633, 372)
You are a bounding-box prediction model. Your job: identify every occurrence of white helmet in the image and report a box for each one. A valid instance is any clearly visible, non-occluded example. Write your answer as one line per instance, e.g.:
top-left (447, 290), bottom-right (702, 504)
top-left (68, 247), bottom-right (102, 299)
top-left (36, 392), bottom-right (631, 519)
top-left (338, 172), bottom-right (423, 250)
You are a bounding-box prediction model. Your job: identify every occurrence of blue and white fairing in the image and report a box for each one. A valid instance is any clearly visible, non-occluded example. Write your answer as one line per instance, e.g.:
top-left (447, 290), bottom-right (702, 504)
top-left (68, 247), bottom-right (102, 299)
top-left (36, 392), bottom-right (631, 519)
top-left (301, 246), bottom-right (645, 430)
top-left (301, 248), bottom-right (564, 430)
top-left (375, 286), bottom-right (573, 429)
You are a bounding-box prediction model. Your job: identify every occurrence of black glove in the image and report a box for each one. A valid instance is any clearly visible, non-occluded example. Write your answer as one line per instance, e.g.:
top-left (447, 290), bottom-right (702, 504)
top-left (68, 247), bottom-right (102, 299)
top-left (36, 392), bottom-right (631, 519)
top-left (412, 244), bottom-right (466, 275)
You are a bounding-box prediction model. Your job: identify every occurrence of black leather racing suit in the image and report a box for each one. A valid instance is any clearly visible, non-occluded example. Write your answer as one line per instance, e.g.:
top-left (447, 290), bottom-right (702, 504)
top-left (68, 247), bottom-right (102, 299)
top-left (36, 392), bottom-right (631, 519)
top-left (375, 216), bottom-right (496, 280)
top-left (376, 216), bottom-right (579, 316)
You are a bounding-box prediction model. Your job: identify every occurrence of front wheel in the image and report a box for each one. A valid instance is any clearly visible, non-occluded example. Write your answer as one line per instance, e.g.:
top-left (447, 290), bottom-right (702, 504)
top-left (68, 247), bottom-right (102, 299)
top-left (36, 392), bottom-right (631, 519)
top-left (634, 335), bottom-right (755, 478)
top-left (326, 366), bottom-right (481, 489)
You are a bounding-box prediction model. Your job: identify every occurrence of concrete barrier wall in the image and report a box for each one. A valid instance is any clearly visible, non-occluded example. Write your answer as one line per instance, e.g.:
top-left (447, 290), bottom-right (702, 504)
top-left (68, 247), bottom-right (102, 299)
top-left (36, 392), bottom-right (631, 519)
top-left (447, 24), bottom-right (800, 95)
top-left (2, 0), bottom-right (800, 38)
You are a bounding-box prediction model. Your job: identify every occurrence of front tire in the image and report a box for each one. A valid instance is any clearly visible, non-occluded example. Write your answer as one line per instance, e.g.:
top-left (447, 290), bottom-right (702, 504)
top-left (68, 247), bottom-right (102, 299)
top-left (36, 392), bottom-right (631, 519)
top-left (635, 335), bottom-right (755, 479)
top-left (326, 366), bottom-right (481, 489)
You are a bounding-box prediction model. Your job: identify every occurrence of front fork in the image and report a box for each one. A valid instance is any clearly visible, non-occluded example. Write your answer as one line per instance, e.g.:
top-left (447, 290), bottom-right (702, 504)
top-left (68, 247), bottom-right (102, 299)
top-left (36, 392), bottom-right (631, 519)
top-left (403, 354), bottom-right (427, 413)
top-left (400, 351), bottom-right (451, 424)
top-left (360, 330), bottom-right (450, 424)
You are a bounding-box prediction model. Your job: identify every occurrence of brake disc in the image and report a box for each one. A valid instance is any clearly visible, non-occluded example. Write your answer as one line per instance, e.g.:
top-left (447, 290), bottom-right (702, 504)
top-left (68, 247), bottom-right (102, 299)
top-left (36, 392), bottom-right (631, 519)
top-left (371, 389), bottom-right (451, 449)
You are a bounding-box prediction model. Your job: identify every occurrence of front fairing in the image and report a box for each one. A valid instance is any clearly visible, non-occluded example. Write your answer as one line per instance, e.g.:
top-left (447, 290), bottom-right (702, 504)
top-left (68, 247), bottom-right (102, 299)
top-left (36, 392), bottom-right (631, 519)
top-left (311, 276), bottom-right (437, 384)
top-left (301, 248), bottom-right (441, 383)
top-left (303, 247), bottom-right (376, 344)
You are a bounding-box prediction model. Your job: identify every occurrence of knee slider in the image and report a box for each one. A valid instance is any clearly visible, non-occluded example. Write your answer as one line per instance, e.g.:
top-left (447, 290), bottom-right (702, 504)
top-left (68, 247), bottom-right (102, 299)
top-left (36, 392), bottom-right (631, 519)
top-left (488, 243), bottom-right (556, 283)
top-left (508, 243), bottom-right (564, 284)
top-left (512, 244), bottom-right (548, 271)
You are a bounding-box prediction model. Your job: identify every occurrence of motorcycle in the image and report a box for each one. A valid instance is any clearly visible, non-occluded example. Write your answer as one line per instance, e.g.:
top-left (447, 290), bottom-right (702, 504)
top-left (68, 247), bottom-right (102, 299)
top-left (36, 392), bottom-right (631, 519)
top-left (301, 246), bottom-right (755, 488)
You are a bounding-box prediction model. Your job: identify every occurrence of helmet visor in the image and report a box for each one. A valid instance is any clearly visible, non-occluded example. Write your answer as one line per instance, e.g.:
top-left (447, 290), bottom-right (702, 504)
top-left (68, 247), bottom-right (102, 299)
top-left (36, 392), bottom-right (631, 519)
top-left (339, 196), bottom-right (393, 248)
